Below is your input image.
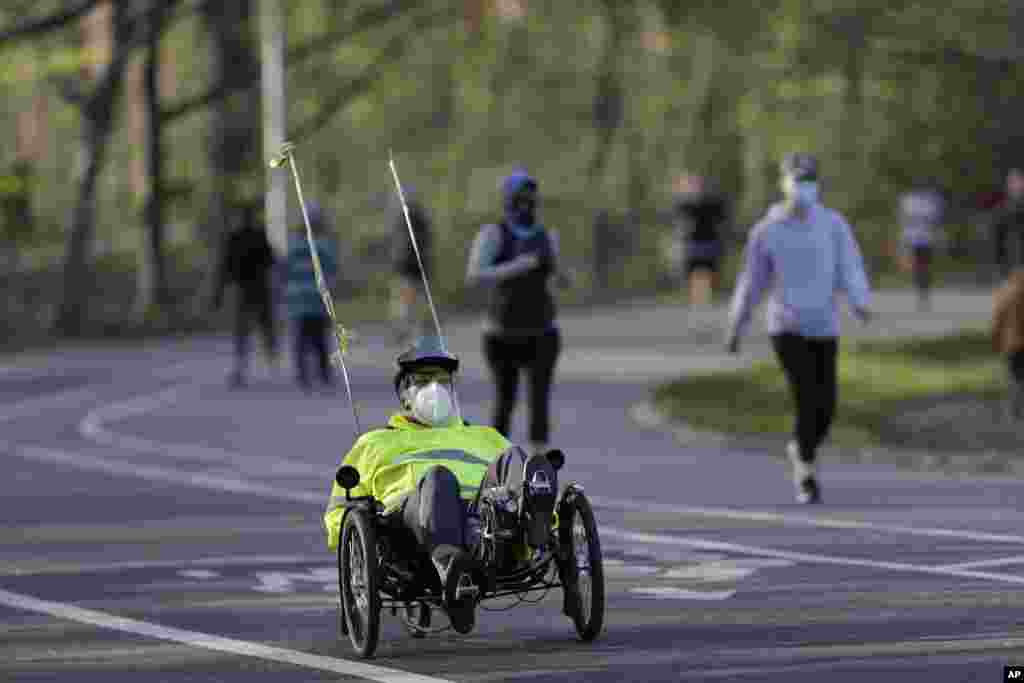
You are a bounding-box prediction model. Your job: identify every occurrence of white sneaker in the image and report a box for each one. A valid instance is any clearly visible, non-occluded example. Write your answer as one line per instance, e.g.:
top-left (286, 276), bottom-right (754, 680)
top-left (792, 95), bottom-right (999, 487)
top-left (787, 441), bottom-right (821, 504)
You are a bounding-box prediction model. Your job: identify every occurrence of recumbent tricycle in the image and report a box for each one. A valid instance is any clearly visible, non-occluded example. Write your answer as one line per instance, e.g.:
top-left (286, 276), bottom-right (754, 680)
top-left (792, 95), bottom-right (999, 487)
top-left (332, 447), bottom-right (605, 659)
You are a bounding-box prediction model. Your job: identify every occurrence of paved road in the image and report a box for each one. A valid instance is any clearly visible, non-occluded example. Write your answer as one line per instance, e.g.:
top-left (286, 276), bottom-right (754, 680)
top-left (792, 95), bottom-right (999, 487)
top-left (2, 288), bottom-right (1021, 682)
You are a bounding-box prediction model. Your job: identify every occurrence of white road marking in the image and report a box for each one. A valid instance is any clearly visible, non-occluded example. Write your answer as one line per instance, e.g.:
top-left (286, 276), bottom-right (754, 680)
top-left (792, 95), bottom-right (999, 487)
top-left (70, 381), bottom-right (1024, 551)
top-left (0, 387), bottom-right (98, 423)
top-left (602, 559), bottom-right (661, 578)
top-left (660, 558), bottom-right (794, 583)
top-left (0, 587), bottom-right (453, 683)
top-left (78, 385), bottom-right (325, 476)
top-left (629, 587), bottom-right (736, 600)
top-left (602, 528), bottom-right (1024, 586)
top-left (936, 555), bottom-right (1024, 571)
top-left (591, 495), bottom-right (1024, 546)
top-left (619, 556), bottom-right (793, 600)
top-left (11, 443), bottom-right (1024, 589)
top-left (11, 443), bottom-right (322, 505)
top-left (1, 356), bottom-right (224, 425)
top-left (178, 569), bottom-right (221, 580)
top-left (0, 554), bottom-right (327, 577)
top-left (253, 568), bottom-right (335, 594)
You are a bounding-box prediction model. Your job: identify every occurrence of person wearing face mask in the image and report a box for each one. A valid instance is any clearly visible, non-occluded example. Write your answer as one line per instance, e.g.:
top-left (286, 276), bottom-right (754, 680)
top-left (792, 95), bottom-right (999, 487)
top-left (725, 153), bottom-right (872, 504)
top-left (466, 170), bottom-right (572, 458)
top-left (322, 336), bottom-right (559, 634)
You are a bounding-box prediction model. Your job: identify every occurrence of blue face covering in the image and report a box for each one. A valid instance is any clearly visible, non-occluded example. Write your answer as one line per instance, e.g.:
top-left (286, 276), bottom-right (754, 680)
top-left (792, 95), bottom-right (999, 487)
top-left (782, 176), bottom-right (819, 209)
top-left (794, 181), bottom-right (819, 206)
top-left (502, 170), bottom-right (539, 230)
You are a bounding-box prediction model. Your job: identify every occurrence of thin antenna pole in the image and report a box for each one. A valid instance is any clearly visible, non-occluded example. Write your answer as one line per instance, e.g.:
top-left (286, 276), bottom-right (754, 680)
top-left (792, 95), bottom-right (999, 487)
top-left (387, 153), bottom-right (462, 423)
top-left (388, 153), bottom-right (445, 349)
top-left (270, 143), bottom-right (361, 436)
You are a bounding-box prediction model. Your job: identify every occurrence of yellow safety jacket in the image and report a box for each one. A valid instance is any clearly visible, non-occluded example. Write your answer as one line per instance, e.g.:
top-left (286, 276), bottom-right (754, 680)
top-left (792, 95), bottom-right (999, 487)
top-left (323, 413), bottom-right (511, 550)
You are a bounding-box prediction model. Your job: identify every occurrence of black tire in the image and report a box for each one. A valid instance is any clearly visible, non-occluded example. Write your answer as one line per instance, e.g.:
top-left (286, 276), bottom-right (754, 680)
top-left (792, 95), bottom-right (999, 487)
top-left (558, 490), bottom-right (605, 642)
top-left (339, 509), bottom-right (381, 658)
top-left (403, 601), bottom-right (431, 638)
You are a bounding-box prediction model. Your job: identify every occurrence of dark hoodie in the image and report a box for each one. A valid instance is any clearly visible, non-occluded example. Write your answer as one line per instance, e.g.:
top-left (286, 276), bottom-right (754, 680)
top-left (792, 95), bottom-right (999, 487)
top-left (488, 171), bottom-right (556, 334)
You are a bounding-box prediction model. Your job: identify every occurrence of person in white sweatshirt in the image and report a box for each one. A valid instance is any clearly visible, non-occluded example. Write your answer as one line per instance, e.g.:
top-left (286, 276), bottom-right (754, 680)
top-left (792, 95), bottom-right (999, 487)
top-left (726, 153), bottom-right (872, 504)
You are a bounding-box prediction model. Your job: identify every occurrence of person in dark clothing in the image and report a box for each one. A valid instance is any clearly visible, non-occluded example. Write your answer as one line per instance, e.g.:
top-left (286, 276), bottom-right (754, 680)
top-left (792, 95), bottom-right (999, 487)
top-left (671, 173), bottom-right (729, 307)
top-left (389, 187), bottom-right (433, 345)
top-left (466, 170), bottom-right (571, 457)
top-left (212, 203), bottom-right (279, 388)
top-left (992, 168), bottom-right (1024, 280)
top-left (285, 201), bottom-right (338, 392)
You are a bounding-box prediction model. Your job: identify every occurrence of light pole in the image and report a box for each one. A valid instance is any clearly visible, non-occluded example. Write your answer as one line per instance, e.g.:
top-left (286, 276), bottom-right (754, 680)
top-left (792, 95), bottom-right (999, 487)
top-left (260, 0), bottom-right (287, 257)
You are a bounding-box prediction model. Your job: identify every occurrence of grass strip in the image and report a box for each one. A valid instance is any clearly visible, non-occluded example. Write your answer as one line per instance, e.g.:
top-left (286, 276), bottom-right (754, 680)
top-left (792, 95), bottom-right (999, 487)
top-left (651, 329), bottom-right (1006, 448)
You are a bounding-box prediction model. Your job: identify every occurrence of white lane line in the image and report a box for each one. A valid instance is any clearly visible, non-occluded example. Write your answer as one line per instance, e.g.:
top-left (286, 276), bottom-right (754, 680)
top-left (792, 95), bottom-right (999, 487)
top-left (179, 569), bottom-right (221, 580)
top-left (602, 528), bottom-right (1024, 586)
top-left (629, 587), bottom-right (736, 600)
top-left (74, 382), bottom-right (1024, 549)
top-left (1, 356), bottom-right (224, 425)
top-left (660, 558), bottom-right (794, 582)
top-left (253, 568), bottom-right (336, 595)
top-left (0, 587), bottom-right (452, 683)
top-left (11, 444), bottom-right (322, 505)
top-left (0, 554), bottom-right (328, 577)
top-left (590, 495), bottom-right (1024, 545)
top-left (78, 385), bottom-right (325, 476)
top-left (13, 443), bottom-right (1024, 588)
top-left (936, 555), bottom-right (1024, 571)
top-left (0, 387), bottom-right (98, 423)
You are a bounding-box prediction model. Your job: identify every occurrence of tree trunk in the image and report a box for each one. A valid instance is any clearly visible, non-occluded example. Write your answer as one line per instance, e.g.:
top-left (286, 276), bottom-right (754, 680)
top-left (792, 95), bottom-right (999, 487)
top-left (58, 102), bottom-right (116, 335)
top-left (56, 1), bottom-right (130, 336)
top-left (586, 1), bottom-right (627, 296)
top-left (838, 18), bottom-right (866, 212)
top-left (586, 1), bottom-right (626, 187)
top-left (678, 30), bottom-right (717, 173)
top-left (142, 0), bottom-right (169, 312)
top-left (199, 0), bottom-right (258, 304)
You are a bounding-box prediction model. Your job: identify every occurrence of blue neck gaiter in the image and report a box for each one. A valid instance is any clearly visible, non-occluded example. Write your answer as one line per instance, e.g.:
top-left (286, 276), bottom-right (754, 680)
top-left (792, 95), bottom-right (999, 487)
top-left (508, 222), bottom-right (542, 240)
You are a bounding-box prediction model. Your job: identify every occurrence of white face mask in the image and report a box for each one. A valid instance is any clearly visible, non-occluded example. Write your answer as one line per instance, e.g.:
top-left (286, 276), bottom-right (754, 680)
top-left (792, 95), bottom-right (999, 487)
top-left (410, 381), bottom-right (454, 427)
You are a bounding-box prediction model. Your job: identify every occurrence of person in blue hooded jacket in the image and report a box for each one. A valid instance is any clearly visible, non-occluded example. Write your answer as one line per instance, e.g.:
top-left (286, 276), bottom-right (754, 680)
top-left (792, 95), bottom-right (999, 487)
top-left (285, 201), bottom-right (338, 392)
top-left (466, 170), bottom-right (572, 456)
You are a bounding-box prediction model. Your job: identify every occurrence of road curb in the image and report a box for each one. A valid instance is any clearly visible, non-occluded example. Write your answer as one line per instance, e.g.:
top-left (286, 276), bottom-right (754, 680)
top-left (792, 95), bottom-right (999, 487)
top-left (629, 400), bottom-right (1024, 479)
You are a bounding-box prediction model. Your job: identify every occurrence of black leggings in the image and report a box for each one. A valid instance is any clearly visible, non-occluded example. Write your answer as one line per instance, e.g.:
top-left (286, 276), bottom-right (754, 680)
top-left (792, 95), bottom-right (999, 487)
top-left (400, 466), bottom-right (467, 553)
top-left (233, 292), bottom-right (277, 370)
top-left (771, 334), bottom-right (838, 464)
top-left (910, 245), bottom-right (932, 295)
top-left (483, 329), bottom-right (561, 443)
top-left (399, 448), bottom-right (553, 556)
top-left (293, 316), bottom-right (331, 386)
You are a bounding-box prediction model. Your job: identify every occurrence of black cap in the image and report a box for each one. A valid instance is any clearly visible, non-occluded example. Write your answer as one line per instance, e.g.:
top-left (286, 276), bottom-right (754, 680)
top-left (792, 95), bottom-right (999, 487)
top-left (780, 153), bottom-right (819, 181)
top-left (393, 335), bottom-right (459, 396)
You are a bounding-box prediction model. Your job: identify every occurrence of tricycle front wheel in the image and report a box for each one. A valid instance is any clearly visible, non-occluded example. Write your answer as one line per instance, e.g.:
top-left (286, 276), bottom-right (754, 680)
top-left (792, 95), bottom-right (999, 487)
top-left (339, 509), bottom-right (381, 658)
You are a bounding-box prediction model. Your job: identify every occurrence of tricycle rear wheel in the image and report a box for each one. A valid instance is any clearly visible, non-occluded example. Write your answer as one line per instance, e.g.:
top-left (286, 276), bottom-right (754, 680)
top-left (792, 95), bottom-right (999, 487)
top-left (557, 489), bottom-right (605, 642)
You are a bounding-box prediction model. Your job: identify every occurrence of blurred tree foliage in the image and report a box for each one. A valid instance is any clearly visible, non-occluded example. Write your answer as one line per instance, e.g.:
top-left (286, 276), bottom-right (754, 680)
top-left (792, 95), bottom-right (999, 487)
top-left (0, 0), bottom-right (1022, 337)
